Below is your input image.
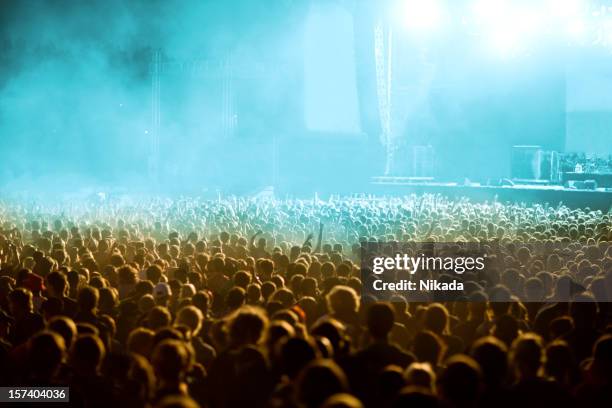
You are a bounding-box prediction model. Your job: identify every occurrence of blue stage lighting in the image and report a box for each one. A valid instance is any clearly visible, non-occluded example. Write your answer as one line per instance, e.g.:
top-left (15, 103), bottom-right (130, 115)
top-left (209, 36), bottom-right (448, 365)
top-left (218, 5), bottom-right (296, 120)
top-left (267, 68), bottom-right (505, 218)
top-left (403, 0), bottom-right (444, 31)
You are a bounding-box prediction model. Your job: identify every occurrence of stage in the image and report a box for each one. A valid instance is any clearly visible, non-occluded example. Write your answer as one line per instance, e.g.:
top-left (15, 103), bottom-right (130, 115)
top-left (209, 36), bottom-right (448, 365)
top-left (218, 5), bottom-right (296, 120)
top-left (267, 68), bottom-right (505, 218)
top-left (370, 177), bottom-right (612, 211)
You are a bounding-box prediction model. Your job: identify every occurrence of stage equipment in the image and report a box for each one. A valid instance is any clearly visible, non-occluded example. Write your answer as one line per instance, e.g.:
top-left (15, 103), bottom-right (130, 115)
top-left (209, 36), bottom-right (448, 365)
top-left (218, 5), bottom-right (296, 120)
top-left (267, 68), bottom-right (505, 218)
top-left (511, 145), bottom-right (542, 180)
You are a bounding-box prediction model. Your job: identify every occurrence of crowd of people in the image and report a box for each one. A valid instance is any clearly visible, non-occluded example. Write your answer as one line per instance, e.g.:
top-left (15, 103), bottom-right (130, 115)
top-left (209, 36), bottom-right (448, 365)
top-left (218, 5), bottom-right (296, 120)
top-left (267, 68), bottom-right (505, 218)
top-left (0, 194), bottom-right (611, 408)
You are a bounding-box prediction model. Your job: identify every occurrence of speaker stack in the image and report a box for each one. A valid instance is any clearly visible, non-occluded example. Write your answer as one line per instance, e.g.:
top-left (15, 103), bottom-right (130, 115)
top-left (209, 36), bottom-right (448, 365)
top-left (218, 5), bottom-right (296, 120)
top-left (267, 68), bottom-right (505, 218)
top-left (511, 145), bottom-right (560, 182)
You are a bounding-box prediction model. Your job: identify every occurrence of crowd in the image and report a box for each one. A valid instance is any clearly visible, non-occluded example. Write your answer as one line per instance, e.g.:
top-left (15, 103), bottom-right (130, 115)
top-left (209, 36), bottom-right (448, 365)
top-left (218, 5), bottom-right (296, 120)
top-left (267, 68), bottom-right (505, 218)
top-left (0, 194), bottom-right (611, 408)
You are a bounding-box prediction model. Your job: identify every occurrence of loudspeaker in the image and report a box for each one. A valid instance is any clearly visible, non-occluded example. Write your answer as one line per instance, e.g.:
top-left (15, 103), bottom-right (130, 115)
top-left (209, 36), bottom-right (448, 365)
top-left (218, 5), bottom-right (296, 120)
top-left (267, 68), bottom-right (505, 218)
top-left (539, 150), bottom-right (560, 182)
top-left (411, 145), bottom-right (435, 177)
top-left (511, 145), bottom-right (542, 180)
top-left (584, 180), bottom-right (598, 190)
top-left (392, 145), bottom-right (435, 177)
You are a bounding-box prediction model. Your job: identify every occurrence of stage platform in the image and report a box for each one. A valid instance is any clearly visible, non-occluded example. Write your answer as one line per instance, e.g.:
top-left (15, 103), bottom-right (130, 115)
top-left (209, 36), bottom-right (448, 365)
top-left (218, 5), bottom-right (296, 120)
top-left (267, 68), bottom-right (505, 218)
top-left (370, 177), bottom-right (612, 211)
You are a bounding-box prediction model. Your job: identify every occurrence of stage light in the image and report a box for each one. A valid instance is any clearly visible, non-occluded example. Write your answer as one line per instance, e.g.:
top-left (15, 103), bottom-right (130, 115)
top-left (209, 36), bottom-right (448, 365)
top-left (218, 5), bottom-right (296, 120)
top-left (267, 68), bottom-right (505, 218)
top-left (567, 18), bottom-right (586, 39)
top-left (514, 8), bottom-right (541, 36)
top-left (501, 13), bottom-right (540, 56)
top-left (489, 29), bottom-right (523, 57)
top-left (470, 0), bottom-right (542, 58)
top-left (471, 0), bottom-right (507, 24)
top-left (547, 0), bottom-right (583, 19)
top-left (403, 0), bottom-right (443, 31)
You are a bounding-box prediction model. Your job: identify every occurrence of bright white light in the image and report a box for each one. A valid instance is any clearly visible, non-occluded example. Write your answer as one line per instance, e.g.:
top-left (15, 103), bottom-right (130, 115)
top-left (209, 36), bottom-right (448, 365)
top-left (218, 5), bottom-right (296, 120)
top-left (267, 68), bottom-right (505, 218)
top-left (490, 29), bottom-right (522, 57)
top-left (514, 8), bottom-right (541, 38)
top-left (471, 1), bottom-right (542, 58)
top-left (567, 19), bottom-right (586, 38)
top-left (471, 0), bottom-right (508, 23)
top-left (547, 0), bottom-right (583, 19)
top-left (403, 0), bottom-right (443, 31)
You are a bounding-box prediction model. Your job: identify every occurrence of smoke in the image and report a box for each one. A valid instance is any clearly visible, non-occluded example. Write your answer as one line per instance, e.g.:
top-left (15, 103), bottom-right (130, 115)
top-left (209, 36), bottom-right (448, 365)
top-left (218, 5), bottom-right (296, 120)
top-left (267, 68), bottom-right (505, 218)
top-left (0, 0), bottom-right (305, 194)
top-left (0, 1), bottom-right (155, 188)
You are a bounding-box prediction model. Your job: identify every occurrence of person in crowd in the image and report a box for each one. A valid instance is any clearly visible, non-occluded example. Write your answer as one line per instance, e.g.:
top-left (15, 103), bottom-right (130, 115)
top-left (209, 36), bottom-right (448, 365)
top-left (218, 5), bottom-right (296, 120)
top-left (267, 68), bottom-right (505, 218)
top-left (8, 287), bottom-right (44, 346)
top-left (0, 194), bottom-right (610, 408)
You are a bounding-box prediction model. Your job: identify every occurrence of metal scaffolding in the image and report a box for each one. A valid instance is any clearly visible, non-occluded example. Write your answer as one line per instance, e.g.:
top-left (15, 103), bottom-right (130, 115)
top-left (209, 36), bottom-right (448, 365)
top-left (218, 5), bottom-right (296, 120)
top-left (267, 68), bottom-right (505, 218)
top-left (150, 49), bottom-right (161, 183)
top-left (374, 20), bottom-right (394, 175)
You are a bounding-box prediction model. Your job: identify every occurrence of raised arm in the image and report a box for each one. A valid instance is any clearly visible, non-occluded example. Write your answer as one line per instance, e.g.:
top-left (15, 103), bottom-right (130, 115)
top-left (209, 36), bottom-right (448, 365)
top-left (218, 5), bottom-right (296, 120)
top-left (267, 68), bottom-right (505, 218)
top-left (314, 222), bottom-right (323, 253)
top-left (302, 232), bottom-right (314, 248)
top-left (249, 229), bottom-right (262, 250)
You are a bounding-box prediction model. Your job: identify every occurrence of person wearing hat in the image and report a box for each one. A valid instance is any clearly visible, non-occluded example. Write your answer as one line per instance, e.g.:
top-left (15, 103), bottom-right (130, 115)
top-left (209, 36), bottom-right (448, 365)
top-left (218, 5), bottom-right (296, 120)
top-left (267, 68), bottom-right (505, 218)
top-left (154, 282), bottom-right (172, 307)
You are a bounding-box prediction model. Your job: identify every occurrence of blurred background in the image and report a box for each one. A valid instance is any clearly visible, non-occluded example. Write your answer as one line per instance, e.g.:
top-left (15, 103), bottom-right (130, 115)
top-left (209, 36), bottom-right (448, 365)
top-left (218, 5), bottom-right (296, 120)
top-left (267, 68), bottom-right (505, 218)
top-left (1, 0), bottom-right (612, 196)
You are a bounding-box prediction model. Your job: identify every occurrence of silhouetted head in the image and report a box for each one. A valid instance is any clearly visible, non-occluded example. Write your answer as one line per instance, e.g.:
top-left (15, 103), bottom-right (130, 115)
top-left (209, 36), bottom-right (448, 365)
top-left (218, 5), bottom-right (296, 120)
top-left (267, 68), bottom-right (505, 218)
top-left (279, 337), bottom-right (320, 379)
top-left (152, 339), bottom-right (189, 383)
top-left (28, 330), bottom-right (65, 381)
top-left (70, 334), bottom-right (106, 375)
top-left (510, 333), bottom-right (543, 380)
top-left (470, 336), bottom-right (508, 388)
top-left (438, 355), bottom-right (482, 408)
top-left (296, 359), bottom-right (349, 408)
top-left (326, 285), bottom-right (358, 316)
top-left (366, 302), bottom-right (395, 341)
top-left (424, 303), bottom-right (449, 335)
top-left (77, 286), bottom-right (99, 313)
top-left (227, 306), bottom-right (268, 348)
